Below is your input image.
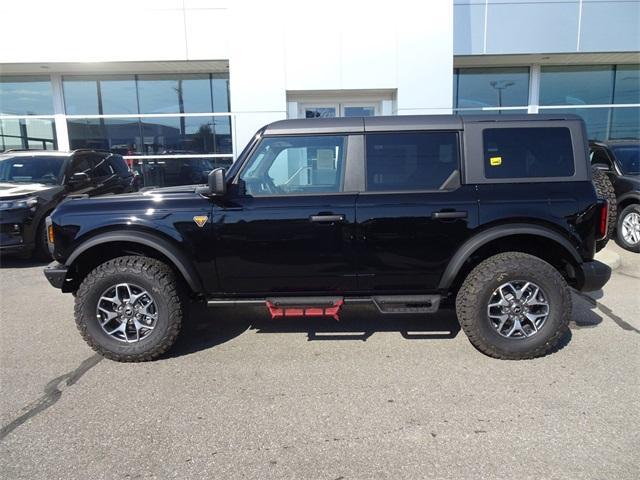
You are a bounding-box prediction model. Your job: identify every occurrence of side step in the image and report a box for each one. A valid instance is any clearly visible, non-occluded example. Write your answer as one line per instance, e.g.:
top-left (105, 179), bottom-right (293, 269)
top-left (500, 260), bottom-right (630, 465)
top-left (266, 296), bottom-right (344, 321)
top-left (207, 294), bottom-right (442, 319)
top-left (372, 295), bottom-right (440, 314)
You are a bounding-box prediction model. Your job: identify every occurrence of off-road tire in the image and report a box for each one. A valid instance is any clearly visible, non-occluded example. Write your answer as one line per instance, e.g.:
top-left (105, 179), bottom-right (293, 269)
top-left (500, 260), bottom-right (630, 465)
top-left (456, 252), bottom-right (571, 360)
top-left (33, 218), bottom-right (52, 262)
top-left (75, 256), bottom-right (183, 362)
top-left (615, 204), bottom-right (640, 253)
top-left (591, 167), bottom-right (617, 251)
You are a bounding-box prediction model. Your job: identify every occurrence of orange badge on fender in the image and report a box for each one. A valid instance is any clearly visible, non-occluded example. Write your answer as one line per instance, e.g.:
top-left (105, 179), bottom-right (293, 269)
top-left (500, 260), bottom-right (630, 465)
top-left (193, 215), bottom-right (208, 227)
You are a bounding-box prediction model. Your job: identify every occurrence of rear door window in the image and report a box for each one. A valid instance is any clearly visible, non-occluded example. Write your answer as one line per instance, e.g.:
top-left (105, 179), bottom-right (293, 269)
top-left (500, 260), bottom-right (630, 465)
top-left (483, 127), bottom-right (575, 179)
top-left (365, 132), bottom-right (459, 191)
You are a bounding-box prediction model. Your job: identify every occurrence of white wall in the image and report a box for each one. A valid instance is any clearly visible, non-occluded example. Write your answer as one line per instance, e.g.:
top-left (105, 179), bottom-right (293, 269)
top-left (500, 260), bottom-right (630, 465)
top-left (229, 0), bottom-right (454, 148)
top-left (1, 0), bottom-right (455, 153)
top-left (0, 0), bottom-right (230, 63)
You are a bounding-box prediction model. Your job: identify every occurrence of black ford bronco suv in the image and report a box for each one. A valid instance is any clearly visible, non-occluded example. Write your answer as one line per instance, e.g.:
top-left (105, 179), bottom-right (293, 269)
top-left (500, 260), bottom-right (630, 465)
top-left (44, 114), bottom-right (611, 362)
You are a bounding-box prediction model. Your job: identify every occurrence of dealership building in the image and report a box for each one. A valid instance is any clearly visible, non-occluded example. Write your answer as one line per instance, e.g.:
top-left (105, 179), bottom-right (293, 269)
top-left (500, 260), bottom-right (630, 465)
top-left (0, 0), bottom-right (638, 186)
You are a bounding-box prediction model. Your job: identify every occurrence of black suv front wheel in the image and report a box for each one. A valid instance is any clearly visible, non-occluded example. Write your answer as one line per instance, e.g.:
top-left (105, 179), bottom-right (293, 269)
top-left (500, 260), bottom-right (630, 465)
top-left (456, 252), bottom-right (571, 360)
top-left (75, 256), bottom-right (183, 362)
top-left (616, 204), bottom-right (640, 253)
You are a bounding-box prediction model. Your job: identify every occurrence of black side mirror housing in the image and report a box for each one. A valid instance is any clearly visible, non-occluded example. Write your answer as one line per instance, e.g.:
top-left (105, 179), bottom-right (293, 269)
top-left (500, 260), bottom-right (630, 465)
top-left (67, 172), bottom-right (91, 188)
top-left (208, 168), bottom-right (227, 196)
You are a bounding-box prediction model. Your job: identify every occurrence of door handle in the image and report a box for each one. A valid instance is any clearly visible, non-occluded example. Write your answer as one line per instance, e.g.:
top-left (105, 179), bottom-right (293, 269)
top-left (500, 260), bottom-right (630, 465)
top-left (310, 214), bottom-right (345, 223)
top-left (432, 210), bottom-right (468, 219)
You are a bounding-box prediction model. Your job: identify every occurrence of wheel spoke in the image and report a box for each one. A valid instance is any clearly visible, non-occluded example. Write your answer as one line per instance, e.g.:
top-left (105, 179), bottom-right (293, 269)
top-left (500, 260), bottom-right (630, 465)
top-left (96, 282), bottom-right (157, 344)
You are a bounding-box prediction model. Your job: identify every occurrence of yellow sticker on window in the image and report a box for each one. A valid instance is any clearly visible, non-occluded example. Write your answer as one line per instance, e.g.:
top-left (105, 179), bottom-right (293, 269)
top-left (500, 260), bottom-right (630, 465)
top-left (490, 156), bottom-right (502, 166)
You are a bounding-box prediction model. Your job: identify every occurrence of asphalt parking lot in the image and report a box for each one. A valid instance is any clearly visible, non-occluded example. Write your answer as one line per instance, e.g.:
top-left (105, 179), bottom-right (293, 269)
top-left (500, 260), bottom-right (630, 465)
top-left (1, 243), bottom-right (638, 480)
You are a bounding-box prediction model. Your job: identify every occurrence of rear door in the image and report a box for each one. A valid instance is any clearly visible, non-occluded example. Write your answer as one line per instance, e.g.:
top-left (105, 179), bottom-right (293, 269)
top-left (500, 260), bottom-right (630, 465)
top-left (355, 130), bottom-right (478, 292)
top-left (213, 134), bottom-right (359, 295)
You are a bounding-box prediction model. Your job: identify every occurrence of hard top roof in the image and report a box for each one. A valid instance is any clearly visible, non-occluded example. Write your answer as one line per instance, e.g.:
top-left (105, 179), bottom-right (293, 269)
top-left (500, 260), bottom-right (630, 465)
top-left (263, 113), bottom-right (582, 135)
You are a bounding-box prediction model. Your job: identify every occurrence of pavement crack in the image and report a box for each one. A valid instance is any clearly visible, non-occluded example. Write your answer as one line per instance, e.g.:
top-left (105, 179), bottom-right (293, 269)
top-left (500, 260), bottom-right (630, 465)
top-left (595, 301), bottom-right (640, 334)
top-left (0, 354), bottom-right (102, 441)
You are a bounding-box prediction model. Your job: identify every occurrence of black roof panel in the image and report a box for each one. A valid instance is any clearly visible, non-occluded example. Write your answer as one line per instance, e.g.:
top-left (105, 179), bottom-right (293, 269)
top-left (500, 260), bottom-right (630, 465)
top-left (263, 114), bottom-right (583, 135)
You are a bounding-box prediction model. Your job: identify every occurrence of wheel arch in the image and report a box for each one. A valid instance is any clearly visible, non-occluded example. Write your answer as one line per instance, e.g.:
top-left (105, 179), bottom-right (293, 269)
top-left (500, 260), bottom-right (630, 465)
top-left (617, 193), bottom-right (640, 213)
top-left (439, 224), bottom-right (582, 291)
top-left (64, 231), bottom-right (203, 294)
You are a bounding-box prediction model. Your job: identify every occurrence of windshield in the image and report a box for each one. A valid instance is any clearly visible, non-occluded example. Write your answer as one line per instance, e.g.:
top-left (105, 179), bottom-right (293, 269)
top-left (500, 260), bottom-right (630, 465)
top-left (0, 155), bottom-right (65, 185)
top-left (612, 145), bottom-right (640, 175)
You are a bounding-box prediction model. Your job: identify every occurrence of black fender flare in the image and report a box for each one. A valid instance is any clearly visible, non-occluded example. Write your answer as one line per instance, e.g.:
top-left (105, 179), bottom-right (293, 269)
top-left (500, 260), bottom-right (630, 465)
top-left (65, 231), bottom-right (203, 293)
top-left (617, 192), bottom-right (640, 209)
top-left (438, 224), bottom-right (583, 290)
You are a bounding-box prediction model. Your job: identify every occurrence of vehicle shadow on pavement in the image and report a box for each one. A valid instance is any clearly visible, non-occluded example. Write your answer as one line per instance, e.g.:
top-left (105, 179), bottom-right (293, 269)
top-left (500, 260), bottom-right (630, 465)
top-left (166, 303), bottom-right (461, 358)
top-left (0, 256), bottom-right (49, 269)
top-left (570, 291), bottom-right (605, 329)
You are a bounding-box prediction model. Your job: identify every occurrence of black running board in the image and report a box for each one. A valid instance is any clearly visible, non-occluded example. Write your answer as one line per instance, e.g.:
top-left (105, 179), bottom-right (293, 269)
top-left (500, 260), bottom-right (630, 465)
top-left (207, 294), bottom-right (441, 317)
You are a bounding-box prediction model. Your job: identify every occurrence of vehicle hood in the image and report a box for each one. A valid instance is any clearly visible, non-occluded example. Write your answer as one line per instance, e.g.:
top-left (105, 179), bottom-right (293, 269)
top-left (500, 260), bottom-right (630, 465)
top-left (0, 182), bottom-right (56, 199)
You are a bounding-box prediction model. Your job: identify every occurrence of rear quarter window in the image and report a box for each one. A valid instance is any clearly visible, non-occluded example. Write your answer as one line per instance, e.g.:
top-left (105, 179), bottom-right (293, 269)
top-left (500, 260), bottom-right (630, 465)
top-left (483, 127), bottom-right (575, 179)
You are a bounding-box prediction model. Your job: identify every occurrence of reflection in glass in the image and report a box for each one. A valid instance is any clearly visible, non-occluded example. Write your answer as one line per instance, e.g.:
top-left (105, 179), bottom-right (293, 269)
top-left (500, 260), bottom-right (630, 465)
top-left (614, 65), bottom-right (640, 104)
top-left (63, 77), bottom-right (100, 115)
top-left (131, 157), bottom-right (232, 188)
top-left (100, 76), bottom-right (137, 114)
top-left (344, 106), bottom-right (375, 117)
top-left (0, 118), bottom-right (57, 151)
top-left (0, 77), bottom-right (54, 115)
top-left (539, 107), bottom-right (639, 141)
top-left (305, 108), bottom-right (337, 118)
top-left (540, 66), bottom-right (614, 106)
top-left (67, 116), bottom-right (231, 154)
top-left (137, 74), bottom-right (214, 114)
top-left (454, 68), bottom-right (529, 108)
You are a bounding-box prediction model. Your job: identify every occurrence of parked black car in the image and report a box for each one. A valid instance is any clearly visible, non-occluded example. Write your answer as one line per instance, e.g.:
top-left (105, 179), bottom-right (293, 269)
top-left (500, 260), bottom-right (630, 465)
top-left (44, 115), bottom-right (610, 362)
top-left (590, 140), bottom-right (640, 252)
top-left (0, 149), bottom-right (136, 260)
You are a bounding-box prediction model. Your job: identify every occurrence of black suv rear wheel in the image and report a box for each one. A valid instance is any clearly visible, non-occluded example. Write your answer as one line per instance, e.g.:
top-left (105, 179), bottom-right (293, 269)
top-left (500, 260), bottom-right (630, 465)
top-left (455, 252), bottom-right (571, 360)
top-left (616, 204), bottom-right (640, 253)
top-left (74, 256), bottom-right (183, 362)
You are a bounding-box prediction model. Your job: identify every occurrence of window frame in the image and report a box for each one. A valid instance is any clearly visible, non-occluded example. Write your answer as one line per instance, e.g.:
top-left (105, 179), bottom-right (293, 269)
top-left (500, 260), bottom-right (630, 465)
top-left (235, 133), bottom-right (352, 198)
top-left (463, 120), bottom-right (589, 184)
top-left (361, 130), bottom-right (463, 194)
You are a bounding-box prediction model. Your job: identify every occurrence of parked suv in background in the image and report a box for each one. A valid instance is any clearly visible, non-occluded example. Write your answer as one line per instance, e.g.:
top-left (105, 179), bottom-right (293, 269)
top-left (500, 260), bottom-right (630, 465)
top-left (0, 149), bottom-right (136, 260)
top-left (44, 115), bottom-right (610, 362)
top-left (590, 140), bottom-right (640, 252)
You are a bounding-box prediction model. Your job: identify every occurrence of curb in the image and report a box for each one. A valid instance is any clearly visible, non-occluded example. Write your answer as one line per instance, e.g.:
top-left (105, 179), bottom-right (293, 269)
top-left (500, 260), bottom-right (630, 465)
top-left (595, 249), bottom-right (621, 270)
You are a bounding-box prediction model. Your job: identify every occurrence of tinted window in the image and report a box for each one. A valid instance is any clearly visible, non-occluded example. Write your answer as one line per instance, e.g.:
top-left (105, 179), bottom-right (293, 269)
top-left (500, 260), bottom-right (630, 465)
top-left (540, 66), bottom-right (614, 106)
top-left (108, 155), bottom-right (130, 176)
top-left (365, 132), bottom-right (459, 191)
top-left (0, 155), bottom-right (65, 184)
top-left (240, 136), bottom-right (345, 196)
top-left (483, 128), bottom-right (575, 179)
top-left (91, 155), bottom-right (116, 178)
top-left (612, 145), bottom-right (640, 175)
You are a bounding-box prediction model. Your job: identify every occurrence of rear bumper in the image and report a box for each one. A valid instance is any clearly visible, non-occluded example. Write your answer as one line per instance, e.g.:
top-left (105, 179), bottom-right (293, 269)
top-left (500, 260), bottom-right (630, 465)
top-left (43, 261), bottom-right (68, 289)
top-left (576, 260), bottom-right (611, 292)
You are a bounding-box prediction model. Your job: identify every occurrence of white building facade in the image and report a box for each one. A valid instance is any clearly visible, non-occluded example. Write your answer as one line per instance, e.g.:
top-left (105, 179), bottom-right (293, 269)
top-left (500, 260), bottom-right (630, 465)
top-left (1, 0), bottom-right (638, 186)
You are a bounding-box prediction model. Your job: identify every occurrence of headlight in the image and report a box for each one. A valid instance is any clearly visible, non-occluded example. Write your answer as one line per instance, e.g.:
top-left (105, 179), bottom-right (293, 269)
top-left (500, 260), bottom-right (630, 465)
top-left (0, 197), bottom-right (38, 210)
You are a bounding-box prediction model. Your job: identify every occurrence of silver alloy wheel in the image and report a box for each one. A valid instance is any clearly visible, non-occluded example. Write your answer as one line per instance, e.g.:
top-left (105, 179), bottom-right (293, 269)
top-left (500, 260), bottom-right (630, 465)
top-left (96, 283), bottom-right (158, 343)
top-left (487, 281), bottom-right (550, 339)
top-left (621, 211), bottom-right (640, 245)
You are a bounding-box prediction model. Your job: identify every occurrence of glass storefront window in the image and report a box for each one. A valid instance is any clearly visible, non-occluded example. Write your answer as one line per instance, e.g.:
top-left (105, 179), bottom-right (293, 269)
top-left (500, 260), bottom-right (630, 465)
top-left (614, 65), bottom-right (640, 104)
top-left (1, 118), bottom-right (57, 151)
top-left (540, 66), bottom-right (615, 106)
top-left (538, 107), bottom-right (639, 141)
top-left (63, 77), bottom-right (100, 115)
top-left (67, 116), bottom-right (232, 155)
top-left (63, 74), bottom-right (230, 115)
top-left (0, 77), bottom-right (54, 115)
top-left (100, 76), bottom-right (138, 114)
top-left (454, 67), bottom-right (529, 109)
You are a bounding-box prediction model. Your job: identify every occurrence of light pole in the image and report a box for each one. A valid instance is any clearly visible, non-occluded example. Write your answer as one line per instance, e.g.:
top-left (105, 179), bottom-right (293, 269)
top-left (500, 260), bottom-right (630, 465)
top-left (490, 80), bottom-right (515, 108)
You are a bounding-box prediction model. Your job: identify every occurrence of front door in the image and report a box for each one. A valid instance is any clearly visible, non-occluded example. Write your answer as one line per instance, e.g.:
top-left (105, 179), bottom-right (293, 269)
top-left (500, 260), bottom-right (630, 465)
top-left (355, 131), bottom-right (478, 292)
top-left (213, 134), bottom-right (358, 295)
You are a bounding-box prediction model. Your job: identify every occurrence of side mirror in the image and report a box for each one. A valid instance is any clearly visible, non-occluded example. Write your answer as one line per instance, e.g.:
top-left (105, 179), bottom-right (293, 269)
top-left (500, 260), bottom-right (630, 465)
top-left (208, 168), bottom-right (227, 196)
top-left (67, 172), bottom-right (91, 188)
